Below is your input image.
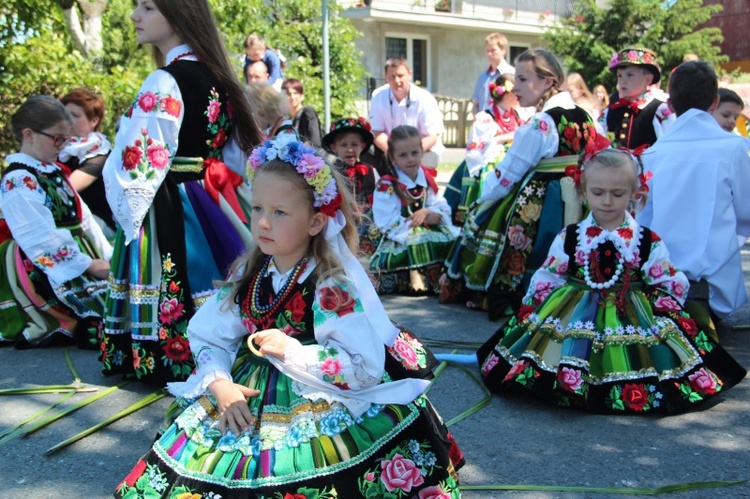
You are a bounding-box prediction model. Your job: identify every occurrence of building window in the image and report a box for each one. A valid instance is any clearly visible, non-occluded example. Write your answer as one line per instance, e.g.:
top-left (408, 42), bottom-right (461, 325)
top-left (509, 45), bottom-right (530, 66)
top-left (385, 35), bottom-right (429, 88)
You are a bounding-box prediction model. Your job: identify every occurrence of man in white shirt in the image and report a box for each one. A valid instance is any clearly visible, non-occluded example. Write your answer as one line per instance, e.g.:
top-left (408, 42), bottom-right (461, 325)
top-left (369, 57), bottom-right (445, 171)
top-left (637, 61), bottom-right (750, 320)
top-left (471, 32), bottom-right (515, 115)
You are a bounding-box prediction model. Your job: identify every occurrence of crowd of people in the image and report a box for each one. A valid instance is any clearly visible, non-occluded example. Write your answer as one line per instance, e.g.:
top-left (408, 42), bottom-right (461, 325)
top-left (0, 0), bottom-right (748, 497)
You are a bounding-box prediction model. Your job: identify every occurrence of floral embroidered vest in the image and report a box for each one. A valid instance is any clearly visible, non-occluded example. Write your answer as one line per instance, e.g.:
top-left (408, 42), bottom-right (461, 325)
top-left (161, 60), bottom-right (232, 161)
top-left (3, 163), bottom-right (81, 230)
top-left (546, 106), bottom-right (596, 157)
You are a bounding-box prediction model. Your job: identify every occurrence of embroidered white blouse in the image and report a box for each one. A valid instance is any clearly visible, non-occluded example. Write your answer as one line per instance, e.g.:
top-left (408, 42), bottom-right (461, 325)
top-left (58, 131), bottom-right (111, 163)
top-left (0, 152), bottom-right (112, 287)
top-left (169, 258), bottom-right (428, 417)
top-left (103, 44), bottom-right (246, 244)
top-left (372, 167), bottom-right (458, 245)
top-left (524, 212), bottom-right (689, 307)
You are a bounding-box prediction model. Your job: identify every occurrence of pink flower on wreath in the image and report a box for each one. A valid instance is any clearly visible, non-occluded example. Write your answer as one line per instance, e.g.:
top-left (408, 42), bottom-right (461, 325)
top-left (380, 454), bottom-right (424, 493)
top-left (627, 50), bottom-right (639, 61)
top-left (688, 368), bottom-right (719, 395)
top-left (609, 53), bottom-right (620, 69)
top-left (419, 485), bottom-right (451, 499)
top-left (648, 264), bottom-right (664, 279)
top-left (393, 338), bottom-right (419, 368)
top-left (296, 153), bottom-right (324, 179)
top-left (654, 295), bottom-right (680, 312)
top-left (158, 297), bottom-right (184, 325)
top-left (538, 120), bottom-right (549, 132)
top-left (556, 261), bottom-right (568, 275)
top-left (147, 144), bottom-right (170, 170)
top-left (508, 224), bottom-right (532, 251)
top-left (321, 357), bottom-right (343, 377)
top-left (481, 353), bottom-right (500, 376)
top-left (557, 367), bottom-right (584, 393)
top-left (534, 281), bottom-right (552, 302)
top-left (206, 100), bottom-right (221, 123)
top-left (574, 249), bottom-right (586, 266)
top-left (138, 92), bottom-right (158, 112)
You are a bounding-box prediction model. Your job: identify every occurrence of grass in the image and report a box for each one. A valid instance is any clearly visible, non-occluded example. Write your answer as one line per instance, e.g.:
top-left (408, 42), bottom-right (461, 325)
top-left (437, 161), bottom-right (460, 173)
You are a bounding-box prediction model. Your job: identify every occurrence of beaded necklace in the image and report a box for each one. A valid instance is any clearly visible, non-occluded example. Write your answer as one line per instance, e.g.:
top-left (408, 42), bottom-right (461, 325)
top-left (170, 51), bottom-right (198, 64)
top-left (582, 250), bottom-right (624, 290)
top-left (243, 256), bottom-right (308, 325)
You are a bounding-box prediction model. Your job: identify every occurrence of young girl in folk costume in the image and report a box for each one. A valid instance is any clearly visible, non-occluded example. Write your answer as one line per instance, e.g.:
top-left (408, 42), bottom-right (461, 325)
top-left (100, 0), bottom-right (262, 384)
top-left (370, 125), bottom-right (459, 295)
top-left (441, 49), bottom-right (603, 318)
top-left (0, 96), bottom-right (111, 348)
top-left (115, 136), bottom-right (463, 498)
top-left (59, 88), bottom-right (116, 238)
top-left (445, 74), bottom-right (522, 226)
top-left (477, 149), bottom-right (746, 413)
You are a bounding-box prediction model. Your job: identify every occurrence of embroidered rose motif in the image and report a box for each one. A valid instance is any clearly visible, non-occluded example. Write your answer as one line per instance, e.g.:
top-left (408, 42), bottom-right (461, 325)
top-left (534, 281), bottom-right (552, 303)
top-left (481, 353), bottom-right (500, 376)
top-left (627, 50), bottom-right (639, 61)
top-left (160, 96), bottom-right (182, 117)
top-left (617, 227), bottom-right (634, 239)
top-left (538, 120), bottom-right (549, 132)
top-left (654, 295), bottom-right (680, 311)
top-left (586, 226), bottom-right (603, 238)
top-left (122, 145), bottom-right (143, 171)
top-left (282, 493), bottom-right (307, 499)
top-left (648, 264), bottom-right (664, 279)
top-left (557, 367), bottom-right (584, 392)
top-left (380, 454), bottom-right (424, 493)
top-left (162, 335), bottom-right (191, 362)
top-left (211, 128), bottom-right (227, 149)
top-left (508, 225), bottom-right (532, 251)
top-left (575, 249), bottom-right (586, 266)
top-left (419, 485), bottom-right (451, 499)
top-left (676, 316), bottom-right (699, 338)
top-left (147, 144), bottom-right (170, 170)
top-left (519, 202), bottom-right (542, 223)
top-left (138, 92), bottom-right (158, 112)
top-left (392, 338), bottom-right (419, 368)
top-left (22, 176), bottom-right (37, 190)
top-left (621, 383), bottom-right (648, 411)
top-left (500, 177), bottom-right (512, 188)
top-left (320, 357), bottom-right (343, 377)
top-left (504, 359), bottom-right (528, 381)
top-left (556, 261), bottom-right (568, 275)
top-left (505, 250), bottom-right (526, 276)
top-left (285, 292), bottom-right (306, 323)
top-left (671, 279), bottom-right (686, 298)
top-left (206, 99), bottom-right (221, 124)
top-left (688, 368), bottom-right (719, 395)
top-left (517, 305), bottom-right (535, 321)
top-left (158, 297), bottom-right (184, 324)
top-left (319, 287), bottom-right (356, 317)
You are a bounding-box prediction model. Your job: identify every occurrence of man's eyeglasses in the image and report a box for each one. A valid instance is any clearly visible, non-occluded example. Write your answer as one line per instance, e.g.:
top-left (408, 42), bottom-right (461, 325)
top-left (32, 129), bottom-right (70, 148)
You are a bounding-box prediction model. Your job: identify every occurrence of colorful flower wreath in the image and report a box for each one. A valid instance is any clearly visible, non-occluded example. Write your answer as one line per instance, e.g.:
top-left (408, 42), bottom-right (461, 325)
top-left (247, 138), bottom-right (342, 216)
top-left (488, 80), bottom-right (515, 100)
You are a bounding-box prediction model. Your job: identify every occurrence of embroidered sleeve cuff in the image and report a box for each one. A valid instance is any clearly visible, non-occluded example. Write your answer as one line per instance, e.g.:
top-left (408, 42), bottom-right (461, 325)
top-left (167, 369), bottom-right (232, 399)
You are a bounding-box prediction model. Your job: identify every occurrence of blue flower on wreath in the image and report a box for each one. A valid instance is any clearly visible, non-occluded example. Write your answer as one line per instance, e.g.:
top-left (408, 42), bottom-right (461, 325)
top-left (423, 451), bottom-right (437, 467)
top-left (217, 429), bottom-right (238, 452)
top-left (407, 439), bottom-right (421, 454)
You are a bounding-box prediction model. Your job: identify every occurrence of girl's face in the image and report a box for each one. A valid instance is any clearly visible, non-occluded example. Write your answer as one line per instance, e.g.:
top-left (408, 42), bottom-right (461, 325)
top-left (285, 88), bottom-right (303, 113)
top-left (65, 103), bottom-right (98, 137)
top-left (712, 101), bottom-right (743, 133)
top-left (567, 80), bottom-right (582, 100)
top-left (330, 132), bottom-right (365, 168)
top-left (389, 136), bottom-right (422, 181)
top-left (22, 121), bottom-right (72, 164)
top-left (513, 61), bottom-right (554, 108)
top-left (250, 171), bottom-right (326, 273)
top-left (594, 87), bottom-right (606, 101)
top-left (499, 88), bottom-right (519, 109)
top-left (583, 164), bottom-right (636, 231)
top-left (131, 0), bottom-right (181, 53)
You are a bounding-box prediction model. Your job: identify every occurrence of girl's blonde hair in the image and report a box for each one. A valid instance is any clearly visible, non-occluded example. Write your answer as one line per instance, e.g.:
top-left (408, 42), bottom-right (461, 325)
top-left (224, 156), bottom-right (359, 307)
top-left (580, 149), bottom-right (647, 212)
top-left (566, 72), bottom-right (594, 102)
top-left (515, 48), bottom-right (564, 112)
top-left (385, 125), bottom-right (422, 204)
top-left (593, 84), bottom-right (610, 109)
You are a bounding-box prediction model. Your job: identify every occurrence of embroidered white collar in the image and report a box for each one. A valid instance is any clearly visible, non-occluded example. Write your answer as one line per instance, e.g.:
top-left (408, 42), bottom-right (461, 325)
top-left (165, 44), bottom-right (197, 65)
top-left (59, 132), bottom-right (111, 163)
top-left (576, 212), bottom-right (642, 263)
top-left (395, 166), bottom-right (427, 189)
top-left (5, 152), bottom-right (59, 173)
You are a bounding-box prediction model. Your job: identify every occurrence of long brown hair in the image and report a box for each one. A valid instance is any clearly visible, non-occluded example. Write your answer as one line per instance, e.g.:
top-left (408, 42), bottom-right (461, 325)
top-left (385, 125), bottom-right (422, 204)
top-left (224, 157), bottom-right (359, 307)
top-left (516, 48), bottom-right (564, 112)
top-left (152, 0), bottom-right (261, 152)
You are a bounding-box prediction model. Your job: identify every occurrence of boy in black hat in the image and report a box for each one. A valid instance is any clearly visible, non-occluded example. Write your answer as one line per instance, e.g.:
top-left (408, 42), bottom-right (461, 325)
top-left (599, 47), bottom-right (675, 149)
top-left (323, 117), bottom-right (377, 209)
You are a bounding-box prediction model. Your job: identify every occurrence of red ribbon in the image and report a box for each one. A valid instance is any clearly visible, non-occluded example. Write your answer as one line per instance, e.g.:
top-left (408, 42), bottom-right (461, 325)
top-left (609, 98), bottom-right (645, 114)
top-left (346, 163), bottom-right (370, 179)
top-left (584, 130), bottom-right (612, 162)
top-left (203, 158), bottom-right (248, 223)
top-left (565, 165), bottom-right (582, 185)
top-left (422, 166), bottom-right (439, 194)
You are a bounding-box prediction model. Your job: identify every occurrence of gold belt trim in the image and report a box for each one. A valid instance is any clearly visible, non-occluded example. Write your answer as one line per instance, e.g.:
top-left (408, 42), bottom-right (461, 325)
top-left (198, 395), bottom-right (220, 420)
top-left (171, 156), bottom-right (205, 173)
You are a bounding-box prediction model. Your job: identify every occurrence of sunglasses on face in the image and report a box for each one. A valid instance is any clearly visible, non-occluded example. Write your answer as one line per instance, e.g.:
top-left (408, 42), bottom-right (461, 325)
top-left (32, 129), bottom-right (70, 148)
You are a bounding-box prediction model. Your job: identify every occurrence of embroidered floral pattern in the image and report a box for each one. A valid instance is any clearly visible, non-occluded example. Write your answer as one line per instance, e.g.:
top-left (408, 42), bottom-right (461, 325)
top-left (606, 382), bottom-right (661, 412)
top-left (503, 359), bottom-right (540, 387)
top-left (121, 128), bottom-right (175, 180)
top-left (2, 174), bottom-right (40, 193)
top-left (677, 368), bottom-right (723, 403)
top-left (317, 347), bottom-right (349, 389)
top-left (33, 245), bottom-right (78, 268)
top-left (313, 284), bottom-right (363, 325)
top-left (387, 335), bottom-right (429, 370)
top-left (204, 87), bottom-right (231, 157)
top-left (125, 91), bottom-right (183, 119)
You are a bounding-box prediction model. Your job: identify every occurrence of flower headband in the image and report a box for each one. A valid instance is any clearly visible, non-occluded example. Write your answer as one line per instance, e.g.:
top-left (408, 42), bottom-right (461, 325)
top-left (565, 130), bottom-right (611, 185)
top-left (488, 80), bottom-right (514, 100)
top-left (247, 137), bottom-right (343, 216)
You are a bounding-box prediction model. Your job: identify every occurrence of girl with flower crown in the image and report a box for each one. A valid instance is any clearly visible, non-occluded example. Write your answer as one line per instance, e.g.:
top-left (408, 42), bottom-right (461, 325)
top-left (115, 136), bottom-right (464, 498)
top-left (99, 0), bottom-right (262, 385)
top-left (445, 73), bottom-right (522, 227)
top-left (476, 149), bottom-right (746, 414)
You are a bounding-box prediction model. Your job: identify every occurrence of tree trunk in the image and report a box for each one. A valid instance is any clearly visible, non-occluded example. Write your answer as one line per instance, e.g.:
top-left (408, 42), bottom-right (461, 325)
top-left (57, 0), bottom-right (108, 58)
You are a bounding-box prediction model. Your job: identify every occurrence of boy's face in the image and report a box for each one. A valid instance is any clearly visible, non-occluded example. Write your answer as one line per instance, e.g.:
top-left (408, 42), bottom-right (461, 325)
top-left (485, 43), bottom-right (506, 68)
top-left (245, 44), bottom-right (265, 62)
top-left (330, 132), bottom-right (366, 167)
top-left (712, 101), bottom-right (743, 133)
top-left (616, 66), bottom-right (653, 99)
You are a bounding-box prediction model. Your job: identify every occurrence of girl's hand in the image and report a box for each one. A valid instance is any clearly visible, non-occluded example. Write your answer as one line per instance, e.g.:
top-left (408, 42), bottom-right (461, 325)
top-left (409, 208), bottom-right (441, 227)
top-left (208, 378), bottom-right (260, 435)
top-left (253, 328), bottom-right (288, 359)
top-left (86, 259), bottom-right (110, 280)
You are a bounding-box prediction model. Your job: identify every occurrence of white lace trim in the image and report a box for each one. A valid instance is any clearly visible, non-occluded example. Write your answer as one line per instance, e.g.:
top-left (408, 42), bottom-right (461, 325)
top-left (5, 153), bottom-right (59, 173)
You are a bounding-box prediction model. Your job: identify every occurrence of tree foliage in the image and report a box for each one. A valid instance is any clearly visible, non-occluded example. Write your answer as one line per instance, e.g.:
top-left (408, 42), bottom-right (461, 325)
top-left (543, 0), bottom-right (725, 91)
top-left (1, 0), bottom-right (365, 158)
